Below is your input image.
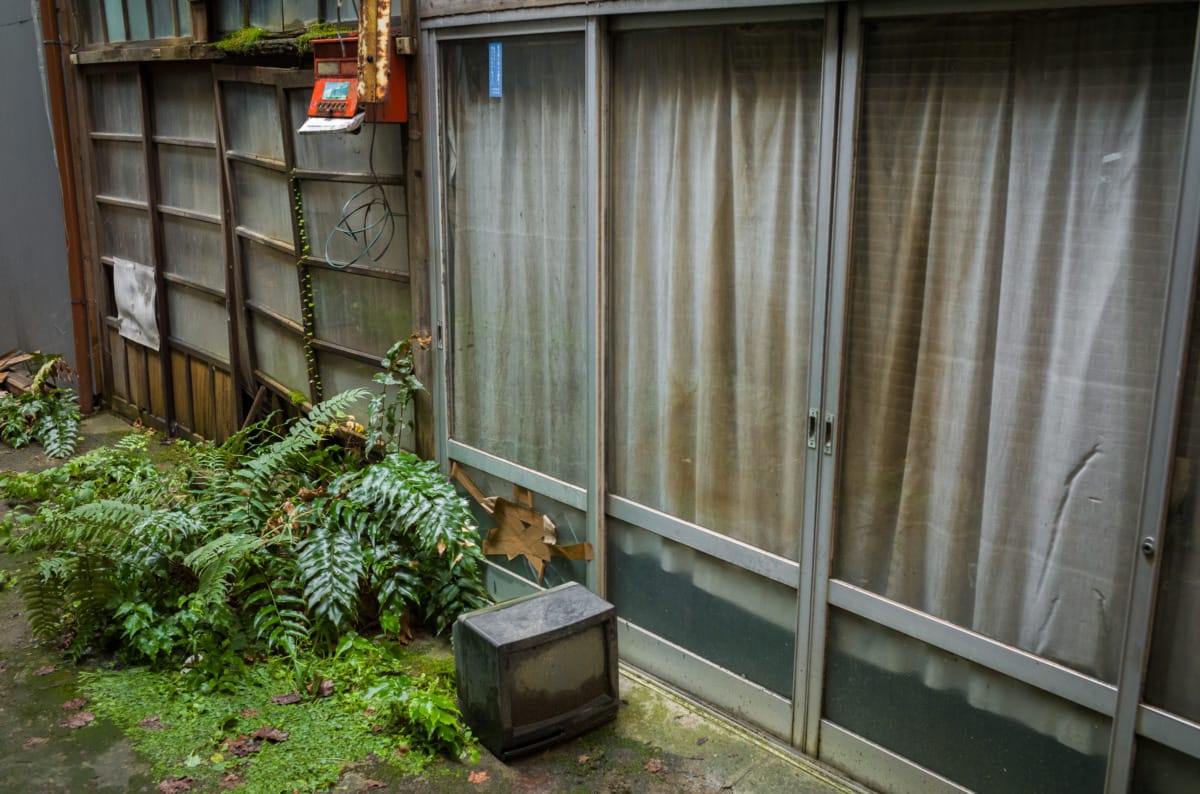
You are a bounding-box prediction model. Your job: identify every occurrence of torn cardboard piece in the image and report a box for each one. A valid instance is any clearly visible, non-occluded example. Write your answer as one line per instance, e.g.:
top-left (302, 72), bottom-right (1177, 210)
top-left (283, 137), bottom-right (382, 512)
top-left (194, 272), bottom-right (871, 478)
top-left (452, 464), bottom-right (594, 584)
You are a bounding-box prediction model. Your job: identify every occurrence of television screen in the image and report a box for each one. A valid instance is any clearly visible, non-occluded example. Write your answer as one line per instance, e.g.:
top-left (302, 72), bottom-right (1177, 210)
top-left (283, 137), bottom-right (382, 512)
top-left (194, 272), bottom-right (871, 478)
top-left (453, 582), bottom-right (619, 760)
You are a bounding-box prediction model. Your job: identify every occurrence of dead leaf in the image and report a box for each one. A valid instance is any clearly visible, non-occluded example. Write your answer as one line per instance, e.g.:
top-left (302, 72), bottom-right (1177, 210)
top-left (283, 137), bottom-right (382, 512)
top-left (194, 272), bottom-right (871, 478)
top-left (34, 665), bottom-right (57, 676)
top-left (251, 726), bottom-right (289, 743)
top-left (158, 777), bottom-right (194, 793)
top-left (395, 744), bottom-right (410, 757)
top-left (61, 711), bottom-right (95, 729)
top-left (138, 716), bottom-right (169, 731)
top-left (21, 736), bottom-right (49, 750)
top-left (221, 736), bottom-right (262, 757)
top-left (270, 692), bottom-right (302, 706)
top-left (468, 770), bottom-right (490, 785)
top-left (217, 772), bottom-right (245, 791)
top-left (61, 698), bottom-right (88, 711)
top-left (644, 758), bottom-right (664, 774)
top-left (437, 539), bottom-right (447, 556)
top-left (304, 679), bottom-right (334, 698)
top-left (239, 708), bottom-right (259, 719)
top-left (363, 781), bottom-right (386, 790)
top-left (577, 754), bottom-right (590, 764)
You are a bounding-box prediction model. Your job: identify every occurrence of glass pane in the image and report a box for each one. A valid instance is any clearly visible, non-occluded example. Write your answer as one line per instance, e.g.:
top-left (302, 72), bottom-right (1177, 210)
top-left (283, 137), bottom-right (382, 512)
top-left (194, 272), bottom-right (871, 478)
top-left (218, 0), bottom-right (242, 35)
top-left (1132, 739), bottom-right (1200, 794)
top-left (824, 609), bottom-right (1109, 793)
top-left (318, 354), bottom-right (379, 429)
top-left (1146, 280), bottom-right (1200, 723)
top-left (89, 72), bottom-right (141, 134)
top-left (151, 0), bottom-right (175, 37)
top-left (452, 462), bottom-right (588, 588)
top-left (167, 288), bottom-right (229, 363)
top-left (283, 0), bottom-right (317, 31)
top-left (222, 83), bottom-right (284, 161)
top-left (443, 34), bottom-right (586, 485)
top-left (608, 517), bottom-right (796, 696)
top-left (251, 318), bottom-right (309, 395)
top-left (104, 0), bottom-right (127, 41)
top-left (243, 239), bottom-right (301, 322)
top-left (127, 0), bottom-right (151, 39)
top-left (311, 270), bottom-right (410, 355)
top-left (232, 162), bottom-right (293, 244)
top-left (608, 22), bottom-right (823, 561)
top-left (177, 0), bottom-right (191, 37)
top-left (157, 145), bottom-right (219, 215)
top-left (301, 180), bottom-right (407, 272)
top-left (94, 140), bottom-right (146, 201)
top-left (153, 71), bottom-right (215, 142)
top-left (161, 215), bottom-right (224, 292)
top-left (249, 0), bottom-right (281, 31)
top-left (99, 204), bottom-right (151, 265)
top-left (289, 90), bottom-right (405, 175)
top-left (834, 4), bottom-right (1195, 682)
top-left (80, 1), bottom-right (106, 44)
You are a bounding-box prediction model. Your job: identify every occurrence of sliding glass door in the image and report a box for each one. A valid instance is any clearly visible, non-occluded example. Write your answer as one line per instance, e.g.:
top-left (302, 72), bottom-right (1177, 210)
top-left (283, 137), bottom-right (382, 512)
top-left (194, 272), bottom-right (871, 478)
top-left (426, 3), bottom-right (1200, 791)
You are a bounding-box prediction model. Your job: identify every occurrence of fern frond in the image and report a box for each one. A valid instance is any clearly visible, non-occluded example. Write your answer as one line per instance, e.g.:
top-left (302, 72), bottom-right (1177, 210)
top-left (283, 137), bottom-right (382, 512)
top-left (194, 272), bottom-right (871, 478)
top-left (184, 532), bottom-right (263, 611)
top-left (297, 525), bottom-right (364, 630)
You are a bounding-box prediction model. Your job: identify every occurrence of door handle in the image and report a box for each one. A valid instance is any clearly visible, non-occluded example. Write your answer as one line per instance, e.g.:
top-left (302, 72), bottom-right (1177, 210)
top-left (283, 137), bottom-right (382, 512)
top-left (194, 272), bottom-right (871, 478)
top-left (807, 408), bottom-right (819, 449)
top-left (823, 413), bottom-right (835, 456)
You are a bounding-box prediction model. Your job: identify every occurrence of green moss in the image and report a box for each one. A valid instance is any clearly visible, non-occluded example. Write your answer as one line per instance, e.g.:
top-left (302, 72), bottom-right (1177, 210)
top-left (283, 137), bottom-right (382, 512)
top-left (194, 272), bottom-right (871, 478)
top-left (296, 21), bottom-right (357, 55)
top-left (213, 27), bottom-right (269, 55)
top-left (80, 659), bottom-right (434, 794)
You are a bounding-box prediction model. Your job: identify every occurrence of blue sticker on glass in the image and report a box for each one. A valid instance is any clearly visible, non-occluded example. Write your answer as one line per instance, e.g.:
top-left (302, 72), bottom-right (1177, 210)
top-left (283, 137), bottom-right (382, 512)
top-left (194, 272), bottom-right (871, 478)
top-left (488, 41), bottom-right (503, 98)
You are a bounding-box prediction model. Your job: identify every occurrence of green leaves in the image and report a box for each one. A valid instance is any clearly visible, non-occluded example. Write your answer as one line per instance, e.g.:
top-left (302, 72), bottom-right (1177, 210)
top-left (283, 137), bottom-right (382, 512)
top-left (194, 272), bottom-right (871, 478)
top-left (297, 525), bottom-right (365, 630)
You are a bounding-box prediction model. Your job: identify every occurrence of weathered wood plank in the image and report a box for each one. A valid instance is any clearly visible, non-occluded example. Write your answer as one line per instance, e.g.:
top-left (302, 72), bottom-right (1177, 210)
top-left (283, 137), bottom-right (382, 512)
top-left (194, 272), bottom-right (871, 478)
top-left (191, 359), bottom-right (215, 438)
top-left (72, 42), bottom-right (224, 66)
top-left (109, 329), bottom-right (129, 400)
top-left (171, 350), bottom-right (193, 432)
top-left (147, 350), bottom-right (168, 419)
top-left (214, 368), bottom-right (237, 440)
top-left (128, 343), bottom-right (149, 410)
top-left (420, 0), bottom-right (587, 19)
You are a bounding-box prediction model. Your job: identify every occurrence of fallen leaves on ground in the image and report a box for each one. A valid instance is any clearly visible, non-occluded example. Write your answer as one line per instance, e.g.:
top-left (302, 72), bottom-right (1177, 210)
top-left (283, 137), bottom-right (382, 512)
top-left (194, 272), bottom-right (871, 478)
top-left (395, 744), bottom-right (409, 757)
top-left (269, 692), bottom-right (302, 706)
top-left (363, 781), bottom-right (386, 790)
top-left (139, 716), bottom-right (169, 731)
top-left (61, 711), bottom-right (95, 729)
top-left (644, 758), bottom-right (664, 774)
top-left (305, 679), bottom-right (334, 698)
top-left (157, 777), bottom-right (193, 793)
top-left (577, 754), bottom-right (590, 764)
top-left (217, 772), bottom-right (245, 791)
top-left (468, 770), bottom-right (490, 785)
top-left (239, 708), bottom-right (258, 719)
top-left (251, 726), bottom-right (289, 743)
top-left (21, 736), bottom-right (49, 750)
top-left (221, 736), bottom-right (262, 757)
top-left (61, 697), bottom-right (87, 711)
top-left (33, 665), bottom-right (56, 676)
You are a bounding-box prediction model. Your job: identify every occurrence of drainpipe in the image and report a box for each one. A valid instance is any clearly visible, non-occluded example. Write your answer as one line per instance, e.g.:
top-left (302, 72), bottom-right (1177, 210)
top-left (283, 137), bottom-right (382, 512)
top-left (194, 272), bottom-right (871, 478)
top-left (37, 0), bottom-right (95, 414)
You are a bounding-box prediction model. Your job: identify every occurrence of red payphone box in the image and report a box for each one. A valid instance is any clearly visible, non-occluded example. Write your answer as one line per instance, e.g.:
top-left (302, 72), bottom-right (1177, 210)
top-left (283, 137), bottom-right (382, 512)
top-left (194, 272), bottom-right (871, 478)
top-left (307, 34), bottom-right (407, 124)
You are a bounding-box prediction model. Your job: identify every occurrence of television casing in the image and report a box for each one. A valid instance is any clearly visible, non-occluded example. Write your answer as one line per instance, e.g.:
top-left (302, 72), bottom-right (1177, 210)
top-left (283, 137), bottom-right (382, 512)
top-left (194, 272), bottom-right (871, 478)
top-left (452, 582), bottom-right (619, 760)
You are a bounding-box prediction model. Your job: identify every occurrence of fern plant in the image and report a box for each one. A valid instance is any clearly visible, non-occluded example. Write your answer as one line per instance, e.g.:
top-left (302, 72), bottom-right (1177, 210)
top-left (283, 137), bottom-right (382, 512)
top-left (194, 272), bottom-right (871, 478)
top-left (0, 355), bottom-right (81, 458)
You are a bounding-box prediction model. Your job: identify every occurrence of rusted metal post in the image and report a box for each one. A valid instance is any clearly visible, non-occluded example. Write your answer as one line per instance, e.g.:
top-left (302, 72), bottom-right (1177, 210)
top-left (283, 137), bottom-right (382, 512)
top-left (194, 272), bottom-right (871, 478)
top-left (358, 0), bottom-right (392, 104)
top-left (38, 0), bottom-right (95, 413)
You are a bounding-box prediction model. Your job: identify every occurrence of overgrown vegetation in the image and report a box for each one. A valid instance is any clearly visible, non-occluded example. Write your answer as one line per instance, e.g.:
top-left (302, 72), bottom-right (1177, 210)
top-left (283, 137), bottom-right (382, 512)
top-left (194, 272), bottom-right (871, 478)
top-left (0, 342), bottom-right (489, 780)
top-left (296, 21), bottom-right (356, 55)
top-left (212, 26), bottom-right (269, 54)
top-left (0, 353), bottom-right (81, 458)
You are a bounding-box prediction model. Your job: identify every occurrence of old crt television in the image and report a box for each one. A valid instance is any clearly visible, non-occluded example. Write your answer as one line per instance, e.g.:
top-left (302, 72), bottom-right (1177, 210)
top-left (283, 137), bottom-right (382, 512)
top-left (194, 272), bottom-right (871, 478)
top-left (452, 582), bottom-right (619, 760)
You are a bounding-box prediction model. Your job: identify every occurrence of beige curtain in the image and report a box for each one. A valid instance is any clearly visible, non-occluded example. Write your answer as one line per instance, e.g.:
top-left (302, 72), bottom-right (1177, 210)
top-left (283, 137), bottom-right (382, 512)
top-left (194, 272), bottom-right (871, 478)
top-left (835, 2), bottom-right (1195, 724)
top-left (608, 22), bottom-right (824, 561)
top-left (443, 35), bottom-right (587, 486)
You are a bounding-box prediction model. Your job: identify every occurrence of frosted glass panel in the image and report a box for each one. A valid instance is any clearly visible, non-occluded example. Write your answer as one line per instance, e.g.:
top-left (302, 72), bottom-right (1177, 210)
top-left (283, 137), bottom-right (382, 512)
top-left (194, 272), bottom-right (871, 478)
top-left (606, 517), bottom-right (796, 696)
top-left (105, 0), bottom-right (127, 41)
top-left (251, 318), bottom-right (309, 394)
top-left (100, 205), bottom-right (152, 265)
top-left (301, 180), bottom-right (407, 272)
top-left (825, 609), bottom-right (1109, 794)
top-left (311, 270), bottom-right (409, 355)
top-left (94, 140), bottom-right (146, 201)
top-left (318, 355), bottom-right (377, 428)
top-left (153, 71), bottom-right (215, 141)
top-left (283, 0), bottom-right (319, 31)
top-left (127, 0), bottom-right (151, 39)
top-left (168, 288), bottom-right (229, 363)
top-left (1132, 739), bottom-right (1200, 794)
top-left (158, 145), bottom-right (219, 215)
top-left (162, 216), bottom-right (224, 292)
top-left (289, 91), bottom-right (405, 175)
top-left (249, 0), bottom-right (282, 31)
top-left (151, 0), bottom-right (176, 38)
top-left (90, 72), bottom-right (141, 134)
top-left (243, 240), bottom-right (301, 322)
top-left (233, 162), bottom-right (293, 244)
top-left (443, 35), bottom-right (586, 486)
top-left (222, 83), bottom-right (284, 161)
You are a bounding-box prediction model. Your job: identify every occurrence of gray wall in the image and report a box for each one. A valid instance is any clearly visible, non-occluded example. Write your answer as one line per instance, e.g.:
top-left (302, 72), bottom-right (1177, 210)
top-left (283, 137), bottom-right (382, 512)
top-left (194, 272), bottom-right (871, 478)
top-left (0, 2), bottom-right (73, 365)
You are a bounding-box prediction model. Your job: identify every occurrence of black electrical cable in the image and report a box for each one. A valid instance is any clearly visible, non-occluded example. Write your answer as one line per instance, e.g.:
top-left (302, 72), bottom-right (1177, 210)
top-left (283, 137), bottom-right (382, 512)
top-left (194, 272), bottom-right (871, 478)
top-left (324, 116), bottom-right (398, 269)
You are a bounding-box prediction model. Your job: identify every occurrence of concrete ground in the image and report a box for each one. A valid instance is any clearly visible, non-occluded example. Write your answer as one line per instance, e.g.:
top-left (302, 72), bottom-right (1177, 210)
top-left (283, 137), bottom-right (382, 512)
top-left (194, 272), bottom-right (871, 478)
top-left (0, 412), bottom-right (869, 793)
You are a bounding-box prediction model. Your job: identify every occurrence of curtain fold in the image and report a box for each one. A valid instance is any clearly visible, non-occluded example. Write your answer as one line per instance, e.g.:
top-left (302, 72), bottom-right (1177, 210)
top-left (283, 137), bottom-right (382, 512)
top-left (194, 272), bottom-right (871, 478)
top-left (835, 3), bottom-right (1195, 714)
top-left (443, 36), bottom-right (587, 485)
top-left (608, 22), bottom-right (824, 561)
